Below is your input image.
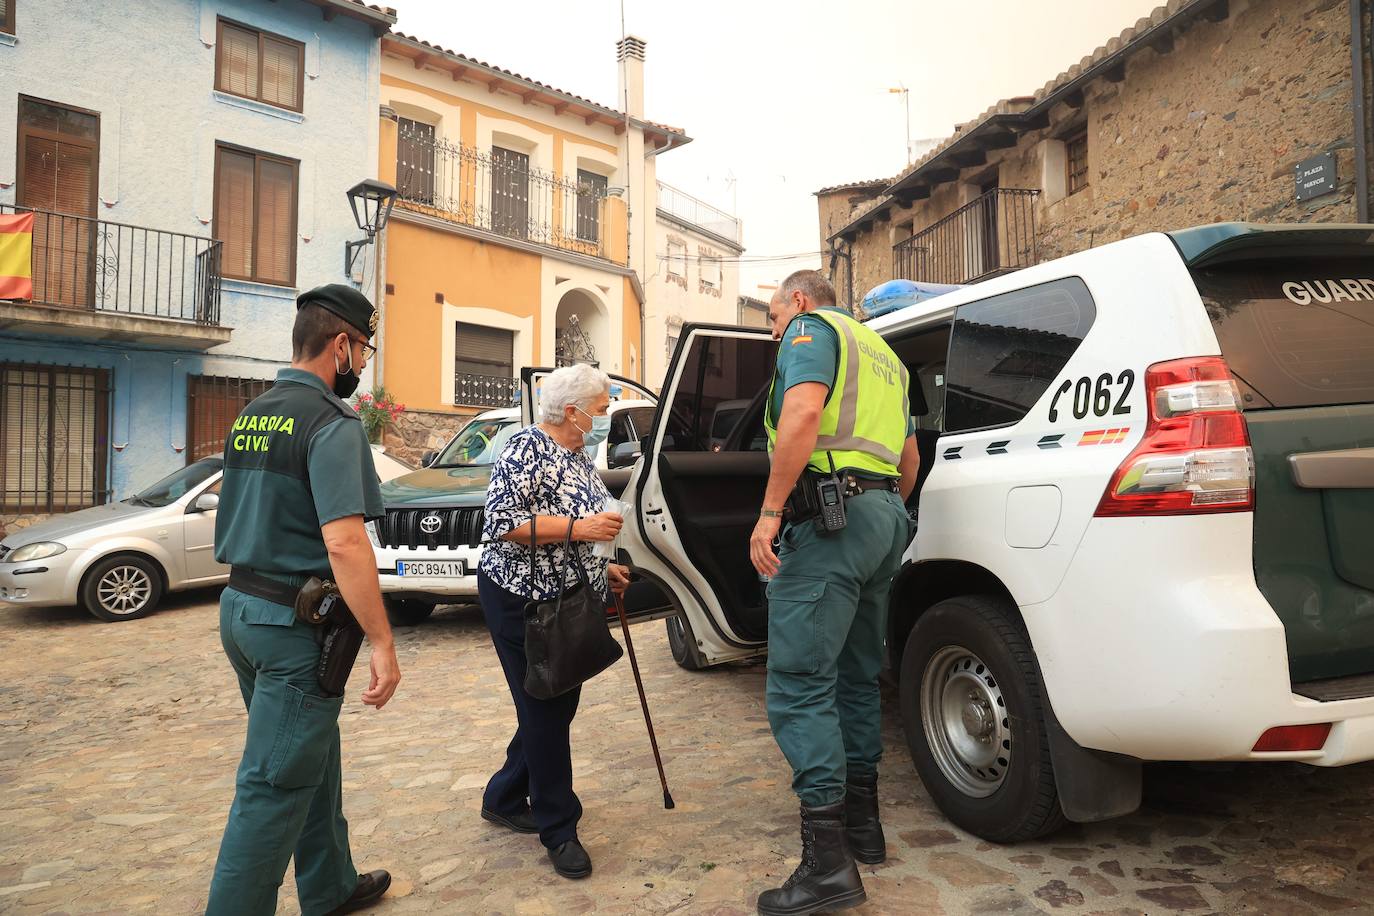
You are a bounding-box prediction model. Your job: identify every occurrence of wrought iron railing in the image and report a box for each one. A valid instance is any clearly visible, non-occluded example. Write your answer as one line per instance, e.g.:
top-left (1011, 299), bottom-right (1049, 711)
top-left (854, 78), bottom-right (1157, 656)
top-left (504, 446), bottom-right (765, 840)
top-left (0, 204), bottom-right (223, 325)
top-left (893, 188), bottom-right (1040, 285)
top-left (454, 372), bottom-right (519, 409)
top-left (396, 128), bottom-right (610, 260)
top-left (656, 181), bottom-right (740, 243)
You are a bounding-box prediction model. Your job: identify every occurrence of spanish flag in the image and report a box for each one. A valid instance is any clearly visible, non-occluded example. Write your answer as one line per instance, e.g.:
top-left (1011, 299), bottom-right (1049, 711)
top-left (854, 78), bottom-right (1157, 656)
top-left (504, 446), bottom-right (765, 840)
top-left (0, 212), bottom-right (34, 301)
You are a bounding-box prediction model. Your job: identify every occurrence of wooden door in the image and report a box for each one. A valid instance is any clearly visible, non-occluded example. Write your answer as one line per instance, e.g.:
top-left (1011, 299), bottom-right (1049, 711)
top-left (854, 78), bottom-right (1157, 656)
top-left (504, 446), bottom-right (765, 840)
top-left (16, 97), bottom-right (99, 308)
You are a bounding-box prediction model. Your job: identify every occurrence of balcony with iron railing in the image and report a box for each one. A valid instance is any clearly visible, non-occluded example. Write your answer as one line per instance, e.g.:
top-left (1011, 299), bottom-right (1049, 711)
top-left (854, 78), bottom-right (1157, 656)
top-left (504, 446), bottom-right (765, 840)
top-left (394, 128), bottom-right (627, 264)
top-left (893, 188), bottom-right (1040, 286)
top-left (0, 204), bottom-right (231, 350)
top-left (655, 181), bottom-right (741, 246)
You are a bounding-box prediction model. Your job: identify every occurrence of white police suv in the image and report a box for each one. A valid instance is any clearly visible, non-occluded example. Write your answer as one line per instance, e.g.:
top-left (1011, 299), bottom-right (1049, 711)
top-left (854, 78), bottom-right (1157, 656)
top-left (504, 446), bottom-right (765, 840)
top-left (602, 223), bottom-right (1374, 842)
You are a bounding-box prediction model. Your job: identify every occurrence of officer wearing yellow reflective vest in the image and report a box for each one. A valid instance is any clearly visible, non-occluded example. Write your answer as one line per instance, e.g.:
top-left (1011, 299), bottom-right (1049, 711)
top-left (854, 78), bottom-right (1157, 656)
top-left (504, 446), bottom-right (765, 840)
top-left (750, 270), bottom-right (918, 916)
top-left (207, 284), bottom-right (401, 916)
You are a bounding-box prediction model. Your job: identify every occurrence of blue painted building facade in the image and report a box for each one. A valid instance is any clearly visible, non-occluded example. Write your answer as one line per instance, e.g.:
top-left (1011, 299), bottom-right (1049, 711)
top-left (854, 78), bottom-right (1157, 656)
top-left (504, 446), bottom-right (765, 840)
top-left (0, 0), bottom-right (393, 528)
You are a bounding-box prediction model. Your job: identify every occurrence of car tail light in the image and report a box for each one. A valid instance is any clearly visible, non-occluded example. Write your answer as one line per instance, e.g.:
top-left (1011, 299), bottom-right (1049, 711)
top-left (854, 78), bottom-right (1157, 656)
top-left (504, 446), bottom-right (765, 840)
top-left (1095, 357), bottom-right (1254, 517)
top-left (1253, 723), bottom-right (1332, 752)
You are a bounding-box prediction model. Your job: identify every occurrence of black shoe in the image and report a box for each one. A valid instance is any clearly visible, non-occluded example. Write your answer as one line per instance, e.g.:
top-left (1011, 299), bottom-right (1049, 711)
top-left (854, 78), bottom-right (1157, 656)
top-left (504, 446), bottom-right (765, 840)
top-left (844, 772), bottom-right (886, 865)
top-left (547, 839), bottom-right (593, 879)
top-left (325, 870), bottom-right (392, 915)
top-left (481, 805), bottom-right (539, 834)
top-left (757, 802), bottom-right (865, 916)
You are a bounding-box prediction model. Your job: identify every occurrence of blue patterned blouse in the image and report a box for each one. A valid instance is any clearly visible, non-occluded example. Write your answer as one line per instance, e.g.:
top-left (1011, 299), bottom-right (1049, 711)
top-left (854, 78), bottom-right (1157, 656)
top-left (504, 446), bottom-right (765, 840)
top-left (480, 425), bottom-right (612, 602)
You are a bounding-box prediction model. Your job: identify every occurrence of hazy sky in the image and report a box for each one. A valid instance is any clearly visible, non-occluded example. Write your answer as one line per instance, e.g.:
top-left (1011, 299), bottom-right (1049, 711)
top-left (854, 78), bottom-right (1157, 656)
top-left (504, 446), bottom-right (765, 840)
top-left (388, 0), bottom-right (1163, 293)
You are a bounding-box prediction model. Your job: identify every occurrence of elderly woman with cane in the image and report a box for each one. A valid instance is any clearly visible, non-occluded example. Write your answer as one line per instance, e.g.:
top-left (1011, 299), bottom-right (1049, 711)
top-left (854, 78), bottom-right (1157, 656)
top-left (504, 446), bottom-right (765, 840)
top-left (476, 363), bottom-right (632, 879)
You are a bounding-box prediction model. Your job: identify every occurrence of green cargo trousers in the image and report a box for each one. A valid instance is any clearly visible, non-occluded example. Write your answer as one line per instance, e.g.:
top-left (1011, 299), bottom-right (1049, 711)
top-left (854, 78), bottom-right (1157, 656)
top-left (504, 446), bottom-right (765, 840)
top-left (765, 489), bottom-right (911, 808)
top-left (206, 588), bottom-right (356, 916)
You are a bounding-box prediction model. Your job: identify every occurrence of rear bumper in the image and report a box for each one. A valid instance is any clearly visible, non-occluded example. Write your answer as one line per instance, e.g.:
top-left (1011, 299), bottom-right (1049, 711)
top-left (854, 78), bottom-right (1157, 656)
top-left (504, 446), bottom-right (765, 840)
top-left (1031, 513), bottom-right (1374, 766)
top-left (372, 543), bottom-right (481, 599)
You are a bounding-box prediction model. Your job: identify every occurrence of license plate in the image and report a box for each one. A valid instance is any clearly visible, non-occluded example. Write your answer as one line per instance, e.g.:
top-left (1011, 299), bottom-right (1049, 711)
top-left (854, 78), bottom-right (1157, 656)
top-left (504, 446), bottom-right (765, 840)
top-left (395, 560), bottom-right (467, 578)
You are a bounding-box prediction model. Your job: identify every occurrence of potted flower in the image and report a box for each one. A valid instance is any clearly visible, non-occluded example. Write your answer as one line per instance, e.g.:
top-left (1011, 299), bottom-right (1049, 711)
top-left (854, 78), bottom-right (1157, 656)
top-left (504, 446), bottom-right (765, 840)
top-left (351, 386), bottom-right (406, 444)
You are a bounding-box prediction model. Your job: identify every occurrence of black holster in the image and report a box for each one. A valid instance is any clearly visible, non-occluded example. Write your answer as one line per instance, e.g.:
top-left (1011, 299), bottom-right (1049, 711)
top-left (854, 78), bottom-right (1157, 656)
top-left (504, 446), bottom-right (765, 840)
top-left (317, 610), bottom-right (365, 698)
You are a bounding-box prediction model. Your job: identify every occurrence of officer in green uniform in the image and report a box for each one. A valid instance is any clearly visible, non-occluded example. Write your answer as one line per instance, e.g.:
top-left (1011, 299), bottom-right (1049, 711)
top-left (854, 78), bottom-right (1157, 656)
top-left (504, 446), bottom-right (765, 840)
top-left (750, 270), bottom-right (918, 916)
top-left (206, 284), bottom-right (402, 916)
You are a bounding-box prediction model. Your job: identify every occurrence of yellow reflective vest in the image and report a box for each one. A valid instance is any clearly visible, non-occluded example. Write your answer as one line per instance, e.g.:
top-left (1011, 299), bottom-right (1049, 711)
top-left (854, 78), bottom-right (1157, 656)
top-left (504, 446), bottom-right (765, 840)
top-left (765, 309), bottom-right (910, 478)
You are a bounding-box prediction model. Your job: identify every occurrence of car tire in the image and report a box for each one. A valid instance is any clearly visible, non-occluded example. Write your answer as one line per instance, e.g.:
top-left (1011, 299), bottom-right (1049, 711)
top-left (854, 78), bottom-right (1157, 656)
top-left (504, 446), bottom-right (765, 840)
top-left (386, 599), bottom-right (435, 627)
top-left (80, 554), bottom-right (164, 622)
top-left (665, 613), bottom-right (706, 671)
top-left (899, 593), bottom-right (1066, 843)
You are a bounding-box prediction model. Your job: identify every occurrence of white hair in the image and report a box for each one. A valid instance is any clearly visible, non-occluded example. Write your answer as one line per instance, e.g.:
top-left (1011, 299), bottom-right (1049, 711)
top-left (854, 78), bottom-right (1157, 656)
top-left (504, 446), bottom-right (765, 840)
top-left (538, 363), bottom-right (612, 424)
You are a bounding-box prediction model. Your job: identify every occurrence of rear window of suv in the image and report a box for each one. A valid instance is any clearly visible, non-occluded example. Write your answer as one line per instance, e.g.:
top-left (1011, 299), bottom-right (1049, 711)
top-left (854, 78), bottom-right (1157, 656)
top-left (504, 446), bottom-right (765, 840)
top-left (1192, 258), bottom-right (1374, 409)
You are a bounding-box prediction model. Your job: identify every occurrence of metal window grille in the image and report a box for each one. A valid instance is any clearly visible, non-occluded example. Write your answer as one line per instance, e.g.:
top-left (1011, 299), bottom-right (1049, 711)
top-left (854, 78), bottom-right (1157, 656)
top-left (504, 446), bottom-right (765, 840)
top-left (454, 323), bottom-right (516, 408)
top-left (187, 375), bottom-right (274, 463)
top-left (0, 363), bottom-right (111, 514)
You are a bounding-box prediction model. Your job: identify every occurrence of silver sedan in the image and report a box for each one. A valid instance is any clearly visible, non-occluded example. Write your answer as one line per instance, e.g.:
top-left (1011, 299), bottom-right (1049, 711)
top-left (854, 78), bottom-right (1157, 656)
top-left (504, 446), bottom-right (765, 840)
top-left (0, 448), bottom-right (413, 622)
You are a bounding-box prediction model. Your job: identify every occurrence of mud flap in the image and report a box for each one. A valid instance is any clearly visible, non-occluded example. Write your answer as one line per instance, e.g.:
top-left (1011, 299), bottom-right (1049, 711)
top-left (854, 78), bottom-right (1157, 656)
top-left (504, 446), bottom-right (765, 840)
top-left (1043, 698), bottom-right (1142, 823)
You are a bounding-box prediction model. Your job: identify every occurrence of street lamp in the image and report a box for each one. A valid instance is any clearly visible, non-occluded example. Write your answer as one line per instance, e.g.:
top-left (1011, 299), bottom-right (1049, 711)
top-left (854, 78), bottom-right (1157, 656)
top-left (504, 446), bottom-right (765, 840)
top-left (344, 178), bottom-right (397, 275)
top-left (886, 84), bottom-right (911, 164)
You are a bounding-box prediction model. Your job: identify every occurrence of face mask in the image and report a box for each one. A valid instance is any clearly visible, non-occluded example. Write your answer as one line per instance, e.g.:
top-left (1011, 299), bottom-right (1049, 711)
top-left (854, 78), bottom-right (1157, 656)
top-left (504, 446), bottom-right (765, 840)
top-left (575, 407), bottom-right (612, 449)
top-left (333, 343), bottom-right (361, 399)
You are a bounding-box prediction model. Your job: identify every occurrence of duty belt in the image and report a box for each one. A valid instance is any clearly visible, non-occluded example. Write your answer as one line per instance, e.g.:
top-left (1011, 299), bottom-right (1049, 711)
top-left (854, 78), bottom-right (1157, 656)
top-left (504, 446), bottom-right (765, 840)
top-left (841, 474), bottom-right (900, 498)
top-left (229, 567), bottom-right (302, 607)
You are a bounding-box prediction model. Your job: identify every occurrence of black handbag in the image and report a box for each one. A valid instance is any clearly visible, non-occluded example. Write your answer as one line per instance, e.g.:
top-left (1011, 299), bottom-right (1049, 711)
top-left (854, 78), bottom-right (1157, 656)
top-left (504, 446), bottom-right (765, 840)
top-left (522, 517), bottom-right (624, 700)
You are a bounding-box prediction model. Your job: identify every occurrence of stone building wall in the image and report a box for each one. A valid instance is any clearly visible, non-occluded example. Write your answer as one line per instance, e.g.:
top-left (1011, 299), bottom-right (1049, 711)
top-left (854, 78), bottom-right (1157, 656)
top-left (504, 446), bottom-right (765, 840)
top-left (823, 0), bottom-right (1365, 300)
top-left (381, 407), bottom-right (481, 468)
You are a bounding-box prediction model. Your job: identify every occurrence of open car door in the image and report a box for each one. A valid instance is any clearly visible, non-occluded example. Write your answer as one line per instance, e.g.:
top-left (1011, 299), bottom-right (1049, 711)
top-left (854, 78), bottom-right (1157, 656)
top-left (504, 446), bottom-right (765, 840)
top-left (517, 366), bottom-right (673, 625)
top-left (619, 325), bottom-right (778, 666)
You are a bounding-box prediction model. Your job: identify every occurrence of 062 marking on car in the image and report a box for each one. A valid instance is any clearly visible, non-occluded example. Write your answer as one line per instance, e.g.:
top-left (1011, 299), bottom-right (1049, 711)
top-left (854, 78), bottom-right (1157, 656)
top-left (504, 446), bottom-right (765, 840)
top-left (1048, 370), bottom-right (1136, 422)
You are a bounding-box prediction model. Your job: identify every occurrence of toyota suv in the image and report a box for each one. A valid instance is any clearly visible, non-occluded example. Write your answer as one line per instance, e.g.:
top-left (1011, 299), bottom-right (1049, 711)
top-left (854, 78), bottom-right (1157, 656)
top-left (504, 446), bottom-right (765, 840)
top-left (598, 223), bottom-right (1374, 842)
top-left (369, 374), bottom-right (662, 624)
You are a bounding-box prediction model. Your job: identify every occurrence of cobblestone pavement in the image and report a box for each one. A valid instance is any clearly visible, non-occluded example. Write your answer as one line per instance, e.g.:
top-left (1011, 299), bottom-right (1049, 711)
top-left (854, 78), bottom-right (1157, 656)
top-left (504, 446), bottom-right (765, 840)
top-left (3, 592), bottom-right (1374, 915)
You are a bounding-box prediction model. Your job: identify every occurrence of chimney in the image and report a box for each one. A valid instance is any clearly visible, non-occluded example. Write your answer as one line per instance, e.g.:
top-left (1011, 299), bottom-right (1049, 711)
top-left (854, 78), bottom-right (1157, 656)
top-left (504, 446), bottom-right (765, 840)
top-left (616, 35), bottom-right (646, 120)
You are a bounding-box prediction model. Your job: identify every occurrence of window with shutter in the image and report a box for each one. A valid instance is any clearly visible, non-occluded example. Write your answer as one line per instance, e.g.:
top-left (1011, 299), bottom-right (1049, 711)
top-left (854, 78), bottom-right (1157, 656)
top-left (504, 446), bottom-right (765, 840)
top-left (490, 147), bottom-right (530, 239)
top-left (17, 97), bottom-right (98, 309)
top-left (454, 324), bottom-right (516, 408)
top-left (576, 169), bottom-right (608, 242)
top-left (397, 118), bottom-right (437, 206)
top-left (1, 0), bottom-right (15, 35)
top-left (215, 19), bottom-right (303, 112)
top-left (186, 375), bottom-right (274, 463)
top-left (0, 364), bottom-right (110, 514)
top-left (214, 144), bottom-right (298, 286)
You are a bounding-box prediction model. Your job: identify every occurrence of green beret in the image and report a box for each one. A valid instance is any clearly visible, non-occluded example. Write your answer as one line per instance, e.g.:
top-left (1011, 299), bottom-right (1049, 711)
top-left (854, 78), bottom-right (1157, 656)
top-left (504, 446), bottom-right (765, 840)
top-left (296, 283), bottom-right (378, 339)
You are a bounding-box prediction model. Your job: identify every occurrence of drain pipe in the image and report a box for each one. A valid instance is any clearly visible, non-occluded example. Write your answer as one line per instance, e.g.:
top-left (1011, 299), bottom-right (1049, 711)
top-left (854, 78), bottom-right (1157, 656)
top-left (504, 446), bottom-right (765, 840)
top-left (1354, 0), bottom-right (1371, 222)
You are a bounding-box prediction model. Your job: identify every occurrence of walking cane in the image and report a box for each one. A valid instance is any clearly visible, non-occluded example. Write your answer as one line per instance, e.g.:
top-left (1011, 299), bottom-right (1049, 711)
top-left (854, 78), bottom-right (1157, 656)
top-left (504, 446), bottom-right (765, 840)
top-left (612, 591), bottom-right (675, 810)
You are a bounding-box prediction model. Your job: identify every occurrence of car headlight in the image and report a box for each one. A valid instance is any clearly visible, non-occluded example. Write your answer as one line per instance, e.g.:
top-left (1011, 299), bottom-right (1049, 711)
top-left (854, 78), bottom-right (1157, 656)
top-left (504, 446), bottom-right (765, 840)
top-left (7, 542), bottom-right (67, 563)
top-left (365, 521), bottom-right (380, 547)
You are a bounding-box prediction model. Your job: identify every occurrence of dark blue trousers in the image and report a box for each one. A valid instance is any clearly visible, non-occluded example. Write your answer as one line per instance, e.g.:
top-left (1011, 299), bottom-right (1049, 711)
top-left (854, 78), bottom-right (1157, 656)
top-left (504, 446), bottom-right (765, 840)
top-left (478, 570), bottom-right (583, 849)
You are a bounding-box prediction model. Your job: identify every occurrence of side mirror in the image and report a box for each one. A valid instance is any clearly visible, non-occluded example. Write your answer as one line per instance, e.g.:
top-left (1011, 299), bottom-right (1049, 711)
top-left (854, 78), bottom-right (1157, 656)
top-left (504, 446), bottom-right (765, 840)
top-left (193, 492), bottom-right (220, 512)
top-left (421, 449), bottom-right (438, 468)
top-left (609, 442), bottom-right (642, 468)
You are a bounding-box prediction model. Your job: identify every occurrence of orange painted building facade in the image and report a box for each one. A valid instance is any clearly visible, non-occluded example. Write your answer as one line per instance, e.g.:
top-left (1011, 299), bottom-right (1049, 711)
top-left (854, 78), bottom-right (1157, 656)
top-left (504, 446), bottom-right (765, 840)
top-left (372, 32), bottom-right (686, 442)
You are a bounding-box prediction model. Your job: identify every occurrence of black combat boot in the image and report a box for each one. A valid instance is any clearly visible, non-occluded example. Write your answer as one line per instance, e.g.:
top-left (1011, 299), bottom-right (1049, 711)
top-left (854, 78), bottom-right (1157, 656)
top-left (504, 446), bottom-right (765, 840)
top-left (844, 771), bottom-right (886, 864)
top-left (757, 801), bottom-right (866, 916)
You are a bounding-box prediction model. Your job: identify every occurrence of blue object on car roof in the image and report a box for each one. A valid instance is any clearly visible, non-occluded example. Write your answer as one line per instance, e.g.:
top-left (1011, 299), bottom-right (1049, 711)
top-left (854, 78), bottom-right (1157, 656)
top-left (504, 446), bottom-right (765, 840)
top-left (859, 279), bottom-right (965, 321)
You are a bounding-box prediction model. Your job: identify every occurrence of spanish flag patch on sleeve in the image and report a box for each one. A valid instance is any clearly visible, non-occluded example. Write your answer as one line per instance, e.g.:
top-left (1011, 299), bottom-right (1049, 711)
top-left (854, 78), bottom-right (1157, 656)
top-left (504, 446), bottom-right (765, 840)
top-left (791, 335), bottom-right (813, 346)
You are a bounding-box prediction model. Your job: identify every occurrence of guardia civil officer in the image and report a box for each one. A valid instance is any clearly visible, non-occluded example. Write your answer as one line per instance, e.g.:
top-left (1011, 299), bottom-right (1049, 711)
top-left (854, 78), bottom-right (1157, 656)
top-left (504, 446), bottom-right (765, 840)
top-left (749, 271), bottom-right (918, 916)
top-left (206, 285), bottom-right (401, 916)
